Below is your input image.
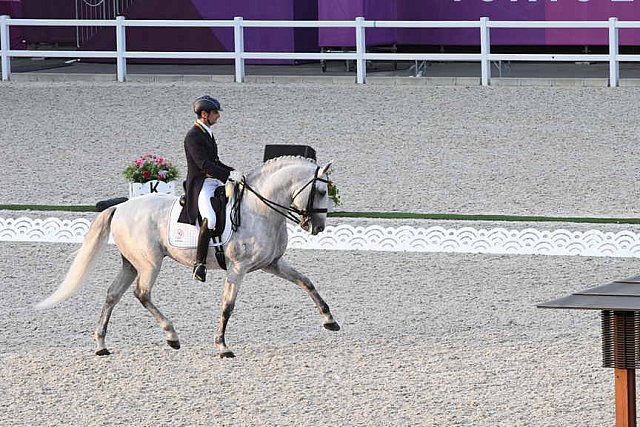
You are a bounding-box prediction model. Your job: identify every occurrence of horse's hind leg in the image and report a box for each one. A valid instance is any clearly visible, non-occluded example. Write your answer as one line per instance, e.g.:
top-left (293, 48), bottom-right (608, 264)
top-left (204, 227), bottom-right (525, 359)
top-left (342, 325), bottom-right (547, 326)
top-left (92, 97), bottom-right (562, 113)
top-left (132, 262), bottom-right (181, 350)
top-left (94, 255), bottom-right (137, 356)
top-left (263, 257), bottom-right (340, 331)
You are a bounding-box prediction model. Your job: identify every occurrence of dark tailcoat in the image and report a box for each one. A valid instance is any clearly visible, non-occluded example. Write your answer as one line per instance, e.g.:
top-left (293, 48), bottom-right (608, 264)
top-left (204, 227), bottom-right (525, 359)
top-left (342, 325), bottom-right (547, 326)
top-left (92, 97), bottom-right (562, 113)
top-left (178, 123), bottom-right (234, 225)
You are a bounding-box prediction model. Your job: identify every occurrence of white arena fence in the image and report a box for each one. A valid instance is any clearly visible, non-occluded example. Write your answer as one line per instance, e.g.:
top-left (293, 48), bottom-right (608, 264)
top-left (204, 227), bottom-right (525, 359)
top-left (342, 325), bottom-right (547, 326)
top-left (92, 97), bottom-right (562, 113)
top-left (4, 216), bottom-right (640, 258)
top-left (1, 16), bottom-right (639, 86)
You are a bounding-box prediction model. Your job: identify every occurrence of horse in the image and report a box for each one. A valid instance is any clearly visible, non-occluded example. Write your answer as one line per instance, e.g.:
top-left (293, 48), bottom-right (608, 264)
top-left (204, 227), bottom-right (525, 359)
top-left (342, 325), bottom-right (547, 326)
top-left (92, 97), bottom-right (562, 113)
top-left (36, 156), bottom-right (341, 358)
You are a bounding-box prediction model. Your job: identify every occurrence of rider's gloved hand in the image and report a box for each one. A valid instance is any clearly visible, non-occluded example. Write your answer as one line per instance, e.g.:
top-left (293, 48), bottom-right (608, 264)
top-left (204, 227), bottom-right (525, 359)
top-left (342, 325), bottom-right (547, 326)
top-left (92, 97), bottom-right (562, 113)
top-left (228, 170), bottom-right (243, 182)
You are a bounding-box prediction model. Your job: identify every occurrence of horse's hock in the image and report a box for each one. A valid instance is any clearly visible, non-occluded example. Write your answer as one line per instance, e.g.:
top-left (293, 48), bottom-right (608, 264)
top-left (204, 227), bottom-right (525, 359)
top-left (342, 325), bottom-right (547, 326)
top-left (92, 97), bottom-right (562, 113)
top-left (539, 276), bottom-right (640, 427)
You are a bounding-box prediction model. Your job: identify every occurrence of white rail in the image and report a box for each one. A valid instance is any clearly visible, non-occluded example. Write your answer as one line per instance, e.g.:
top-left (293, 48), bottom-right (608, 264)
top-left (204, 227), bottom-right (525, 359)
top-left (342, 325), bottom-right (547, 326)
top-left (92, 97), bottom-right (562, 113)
top-left (0, 16), bottom-right (637, 86)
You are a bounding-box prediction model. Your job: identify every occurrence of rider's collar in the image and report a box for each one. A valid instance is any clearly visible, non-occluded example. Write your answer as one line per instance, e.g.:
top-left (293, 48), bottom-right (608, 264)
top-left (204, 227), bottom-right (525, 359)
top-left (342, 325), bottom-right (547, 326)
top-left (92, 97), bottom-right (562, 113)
top-left (195, 120), bottom-right (213, 138)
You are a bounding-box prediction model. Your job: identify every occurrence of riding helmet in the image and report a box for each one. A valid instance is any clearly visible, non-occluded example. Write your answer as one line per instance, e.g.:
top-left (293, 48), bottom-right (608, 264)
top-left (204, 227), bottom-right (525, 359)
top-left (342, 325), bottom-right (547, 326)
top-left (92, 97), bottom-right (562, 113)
top-left (193, 95), bottom-right (223, 115)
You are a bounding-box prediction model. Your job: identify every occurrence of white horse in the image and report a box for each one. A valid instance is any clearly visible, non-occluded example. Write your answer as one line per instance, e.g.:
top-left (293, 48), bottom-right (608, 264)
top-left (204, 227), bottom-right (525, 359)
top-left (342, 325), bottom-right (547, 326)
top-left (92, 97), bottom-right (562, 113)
top-left (36, 156), bottom-right (340, 358)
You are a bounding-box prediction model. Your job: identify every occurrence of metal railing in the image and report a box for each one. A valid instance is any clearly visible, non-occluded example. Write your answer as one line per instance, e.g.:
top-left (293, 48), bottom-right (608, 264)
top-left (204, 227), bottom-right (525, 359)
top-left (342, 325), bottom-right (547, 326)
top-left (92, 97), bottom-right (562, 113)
top-left (75, 0), bottom-right (136, 47)
top-left (1, 15), bottom-right (639, 85)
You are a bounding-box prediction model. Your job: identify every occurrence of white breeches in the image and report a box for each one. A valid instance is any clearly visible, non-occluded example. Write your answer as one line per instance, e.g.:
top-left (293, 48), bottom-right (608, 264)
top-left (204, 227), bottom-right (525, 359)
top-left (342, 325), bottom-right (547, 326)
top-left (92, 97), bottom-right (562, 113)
top-left (198, 178), bottom-right (223, 229)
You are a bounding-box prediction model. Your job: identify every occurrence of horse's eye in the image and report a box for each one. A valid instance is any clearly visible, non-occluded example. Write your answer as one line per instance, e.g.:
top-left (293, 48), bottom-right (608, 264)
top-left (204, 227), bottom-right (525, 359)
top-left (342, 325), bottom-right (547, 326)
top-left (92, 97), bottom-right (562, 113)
top-left (318, 189), bottom-right (326, 197)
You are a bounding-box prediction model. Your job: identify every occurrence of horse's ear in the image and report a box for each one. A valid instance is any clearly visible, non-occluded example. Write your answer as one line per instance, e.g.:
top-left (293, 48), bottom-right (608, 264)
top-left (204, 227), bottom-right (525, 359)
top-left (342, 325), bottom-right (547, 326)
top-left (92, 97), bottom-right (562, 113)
top-left (318, 161), bottom-right (333, 177)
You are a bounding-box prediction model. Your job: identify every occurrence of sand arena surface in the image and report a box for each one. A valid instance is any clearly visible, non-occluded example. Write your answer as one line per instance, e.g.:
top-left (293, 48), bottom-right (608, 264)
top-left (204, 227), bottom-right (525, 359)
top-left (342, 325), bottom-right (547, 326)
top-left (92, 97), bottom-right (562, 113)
top-left (0, 243), bottom-right (636, 426)
top-left (1, 81), bottom-right (640, 216)
top-left (2, 81), bottom-right (640, 425)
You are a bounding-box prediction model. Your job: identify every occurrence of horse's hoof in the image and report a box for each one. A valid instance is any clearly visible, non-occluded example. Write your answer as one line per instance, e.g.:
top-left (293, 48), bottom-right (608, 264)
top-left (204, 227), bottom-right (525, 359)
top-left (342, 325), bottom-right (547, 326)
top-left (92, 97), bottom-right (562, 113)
top-left (324, 321), bottom-right (341, 331)
top-left (167, 340), bottom-right (181, 350)
top-left (219, 351), bottom-right (235, 359)
top-left (96, 348), bottom-right (111, 356)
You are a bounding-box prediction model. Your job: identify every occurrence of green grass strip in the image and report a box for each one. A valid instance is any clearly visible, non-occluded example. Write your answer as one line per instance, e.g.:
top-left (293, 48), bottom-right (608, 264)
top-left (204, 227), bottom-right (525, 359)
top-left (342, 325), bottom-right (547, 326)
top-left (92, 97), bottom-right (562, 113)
top-left (0, 204), bottom-right (97, 212)
top-left (1, 204), bottom-right (639, 225)
top-left (330, 211), bottom-right (640, 224)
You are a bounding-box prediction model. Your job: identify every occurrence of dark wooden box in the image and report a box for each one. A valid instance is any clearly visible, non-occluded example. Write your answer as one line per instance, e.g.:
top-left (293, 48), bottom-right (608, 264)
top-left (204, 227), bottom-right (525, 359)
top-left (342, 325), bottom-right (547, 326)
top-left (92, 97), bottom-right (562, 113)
top-left (263, 144), bottom-right (316, 162)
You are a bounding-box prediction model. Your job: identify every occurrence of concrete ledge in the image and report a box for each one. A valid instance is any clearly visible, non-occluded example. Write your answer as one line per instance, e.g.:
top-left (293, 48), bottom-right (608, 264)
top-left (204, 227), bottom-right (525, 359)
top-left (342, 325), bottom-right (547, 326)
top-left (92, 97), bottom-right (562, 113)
top-left (619, 79), bottom-right (640, 87)
top-left (11, 73), bottom-right (116, 82)
top-left (244, 75), bottom-right (355, 84)
top-left (492, 77), bottom-right (609, 87)
top-left (367, 76), bottom-right (481, 86)
top-left (0, 73), bottom-right (622, 87)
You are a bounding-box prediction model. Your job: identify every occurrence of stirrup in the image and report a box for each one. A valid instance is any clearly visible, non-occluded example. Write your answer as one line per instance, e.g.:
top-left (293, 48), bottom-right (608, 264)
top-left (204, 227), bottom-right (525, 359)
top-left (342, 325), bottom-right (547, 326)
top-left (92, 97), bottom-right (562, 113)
top-left (192, 263), bottom-right (207, 282)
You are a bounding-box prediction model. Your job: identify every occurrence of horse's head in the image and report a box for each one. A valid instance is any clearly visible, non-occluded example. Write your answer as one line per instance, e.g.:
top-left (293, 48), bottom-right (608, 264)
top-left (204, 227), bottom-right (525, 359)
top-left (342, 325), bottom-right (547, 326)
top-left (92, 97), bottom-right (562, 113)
top-left (291, 161), bottom-right (333, 235)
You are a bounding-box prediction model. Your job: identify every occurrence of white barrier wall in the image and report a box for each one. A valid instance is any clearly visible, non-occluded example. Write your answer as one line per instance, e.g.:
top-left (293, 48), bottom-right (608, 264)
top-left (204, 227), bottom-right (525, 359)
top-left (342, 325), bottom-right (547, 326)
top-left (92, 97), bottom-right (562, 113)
top-left (3, 216), bottom-right (640, 258)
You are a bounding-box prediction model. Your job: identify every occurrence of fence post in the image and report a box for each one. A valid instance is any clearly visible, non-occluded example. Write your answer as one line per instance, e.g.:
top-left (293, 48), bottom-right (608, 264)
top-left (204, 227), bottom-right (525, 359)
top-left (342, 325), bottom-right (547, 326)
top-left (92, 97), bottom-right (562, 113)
top-left (355, 16), bottom-right (366, 84)
top-left (1, 15), bottom-right (10, 81)
top-left (234, 16), bottom-right (245, 83)
top-left (609, 17), bottom-right (619, 88)
top-left (480, 17), bottom-right (491, 86)
top-left (115, 16), bottom-right (127, 82)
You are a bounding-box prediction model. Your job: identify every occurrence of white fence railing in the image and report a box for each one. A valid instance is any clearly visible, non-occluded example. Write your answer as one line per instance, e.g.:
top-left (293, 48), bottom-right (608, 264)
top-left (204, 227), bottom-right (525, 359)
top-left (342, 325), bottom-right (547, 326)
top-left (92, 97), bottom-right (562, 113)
top-left (1, 16), bottom-right (639, 86)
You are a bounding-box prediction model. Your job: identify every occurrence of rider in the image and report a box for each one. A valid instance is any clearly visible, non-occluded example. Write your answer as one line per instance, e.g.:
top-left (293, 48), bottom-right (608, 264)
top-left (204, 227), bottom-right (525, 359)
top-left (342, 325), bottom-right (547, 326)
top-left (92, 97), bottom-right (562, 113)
top-left (178, 95), bottom-right (238, 282)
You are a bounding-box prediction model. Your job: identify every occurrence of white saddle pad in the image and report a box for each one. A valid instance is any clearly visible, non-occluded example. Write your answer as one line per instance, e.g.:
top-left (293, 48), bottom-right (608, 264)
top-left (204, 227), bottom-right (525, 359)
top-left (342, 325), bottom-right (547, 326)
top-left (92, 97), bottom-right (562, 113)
top-left (167, 197), bottom-right (234, 248)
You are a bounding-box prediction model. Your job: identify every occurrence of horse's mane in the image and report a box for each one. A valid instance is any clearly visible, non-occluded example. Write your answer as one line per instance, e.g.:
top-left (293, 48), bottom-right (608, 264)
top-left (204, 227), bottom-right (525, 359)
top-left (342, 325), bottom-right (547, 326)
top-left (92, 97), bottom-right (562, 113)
top-left (247, 155), bottom-right (317, 178)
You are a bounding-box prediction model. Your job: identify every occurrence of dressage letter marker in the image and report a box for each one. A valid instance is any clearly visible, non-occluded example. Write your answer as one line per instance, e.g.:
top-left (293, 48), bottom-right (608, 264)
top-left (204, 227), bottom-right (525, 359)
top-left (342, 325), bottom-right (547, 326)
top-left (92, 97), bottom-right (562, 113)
top-left (539, 277), bottom-right (640, 427)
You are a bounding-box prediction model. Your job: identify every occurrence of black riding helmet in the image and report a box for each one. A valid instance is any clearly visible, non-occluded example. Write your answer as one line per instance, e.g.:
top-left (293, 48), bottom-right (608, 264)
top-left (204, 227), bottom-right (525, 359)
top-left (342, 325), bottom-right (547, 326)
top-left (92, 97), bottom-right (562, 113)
top-left (193, 95), bottom-right (222, 116)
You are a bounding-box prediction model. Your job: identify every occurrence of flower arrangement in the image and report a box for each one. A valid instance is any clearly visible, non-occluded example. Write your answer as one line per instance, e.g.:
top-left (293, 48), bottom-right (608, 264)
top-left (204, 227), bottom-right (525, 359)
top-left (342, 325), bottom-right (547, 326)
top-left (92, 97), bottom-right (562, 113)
top-left (123, 154), bottom-right (179, 184)
top-left (327, 175), bottom-right (341, 206)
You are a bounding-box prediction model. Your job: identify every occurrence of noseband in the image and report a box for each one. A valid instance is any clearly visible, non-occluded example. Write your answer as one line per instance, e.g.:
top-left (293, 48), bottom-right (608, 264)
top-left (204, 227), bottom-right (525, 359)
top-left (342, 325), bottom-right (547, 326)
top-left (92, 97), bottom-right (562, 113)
top-left (231, 166), bottom-right (328, 229)
top-left (291, 166), bottom-right (329, 217)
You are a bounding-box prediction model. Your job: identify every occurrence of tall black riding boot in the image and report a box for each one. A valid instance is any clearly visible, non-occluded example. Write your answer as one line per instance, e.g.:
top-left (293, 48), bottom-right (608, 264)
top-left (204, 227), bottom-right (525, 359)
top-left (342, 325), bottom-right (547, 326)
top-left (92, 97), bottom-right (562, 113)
top-left (193, 218), bottom-right (210, 282)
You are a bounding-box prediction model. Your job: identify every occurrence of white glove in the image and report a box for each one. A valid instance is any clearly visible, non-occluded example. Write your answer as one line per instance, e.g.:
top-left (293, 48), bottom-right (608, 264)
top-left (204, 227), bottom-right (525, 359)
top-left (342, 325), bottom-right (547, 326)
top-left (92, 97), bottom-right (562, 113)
top-left (228, 170), bottom-right (243, 182)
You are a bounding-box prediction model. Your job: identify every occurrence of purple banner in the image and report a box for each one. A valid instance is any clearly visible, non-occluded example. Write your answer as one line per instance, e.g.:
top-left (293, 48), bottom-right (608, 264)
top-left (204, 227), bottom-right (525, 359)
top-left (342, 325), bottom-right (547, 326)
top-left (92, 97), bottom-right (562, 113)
top-left (545, 1), bottom-right (640, 44)
top-left (13, 0), bottom-right (640, 58)
top-left (397, 1), bottom-right (545, 45)
top-left (192, 0), bottom-right (318, 63)
top-left (0, 0), bottom-right (23, 49)
top-left (318, 0), bottom-right (640, 46)
top-left (20, 0), bottom-right (75, 45)
top-left (318, 0), bottom-right (397, 47)
top-left (82, 0), bottom-right (318, 64)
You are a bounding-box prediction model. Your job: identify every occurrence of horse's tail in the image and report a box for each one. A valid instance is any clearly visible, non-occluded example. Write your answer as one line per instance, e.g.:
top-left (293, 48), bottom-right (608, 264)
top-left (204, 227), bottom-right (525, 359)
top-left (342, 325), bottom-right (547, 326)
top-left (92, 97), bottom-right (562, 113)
top-left (35, 206), bottom-right (118, 309)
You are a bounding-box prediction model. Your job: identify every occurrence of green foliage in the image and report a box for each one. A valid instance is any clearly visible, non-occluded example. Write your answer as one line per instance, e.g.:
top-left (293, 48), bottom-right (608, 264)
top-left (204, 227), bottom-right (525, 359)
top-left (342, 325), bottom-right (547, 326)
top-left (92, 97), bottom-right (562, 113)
top-left (123, 154), bottom-right (179, 184)
top-left (327, 175), bottom-right (341, 206)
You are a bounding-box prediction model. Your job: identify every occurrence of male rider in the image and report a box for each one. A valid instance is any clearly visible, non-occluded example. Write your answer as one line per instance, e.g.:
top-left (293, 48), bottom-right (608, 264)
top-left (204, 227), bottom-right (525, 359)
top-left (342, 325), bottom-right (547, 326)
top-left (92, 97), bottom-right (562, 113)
top-left (178, 95), bottom-right (240, 282)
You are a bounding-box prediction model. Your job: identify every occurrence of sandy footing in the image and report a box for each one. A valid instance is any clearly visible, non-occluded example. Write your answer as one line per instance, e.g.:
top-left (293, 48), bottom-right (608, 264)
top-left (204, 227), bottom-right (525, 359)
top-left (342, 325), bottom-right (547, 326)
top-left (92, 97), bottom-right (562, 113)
top-left (2, 81), bottom-right (640, 425)
top-left (0, 242), bottom-right (633, 426)
top-left (2, 81), bottom-right (640, 217)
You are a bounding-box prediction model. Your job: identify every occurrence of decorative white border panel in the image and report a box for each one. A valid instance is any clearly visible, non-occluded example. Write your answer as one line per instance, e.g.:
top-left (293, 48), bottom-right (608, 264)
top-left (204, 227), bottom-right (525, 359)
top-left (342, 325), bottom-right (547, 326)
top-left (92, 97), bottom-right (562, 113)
top-left (2, 216), bottom-right (640, 258)
top-left (0, 217), bottom-right (91, 243)
top-left (288, 225), bottom-right (640, 258)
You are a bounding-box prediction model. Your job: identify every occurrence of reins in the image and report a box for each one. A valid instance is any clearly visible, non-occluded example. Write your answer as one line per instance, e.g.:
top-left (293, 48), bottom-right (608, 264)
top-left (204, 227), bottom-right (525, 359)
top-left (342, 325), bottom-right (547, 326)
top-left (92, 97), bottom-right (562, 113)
top-left (230, 166), bottom-right (328, 230)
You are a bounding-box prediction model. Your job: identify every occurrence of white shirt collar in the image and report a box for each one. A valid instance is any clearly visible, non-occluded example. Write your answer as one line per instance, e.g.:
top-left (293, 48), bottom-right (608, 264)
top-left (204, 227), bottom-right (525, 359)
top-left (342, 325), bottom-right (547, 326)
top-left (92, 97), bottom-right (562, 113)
top-left (196, 119), bottom-right (213, 138)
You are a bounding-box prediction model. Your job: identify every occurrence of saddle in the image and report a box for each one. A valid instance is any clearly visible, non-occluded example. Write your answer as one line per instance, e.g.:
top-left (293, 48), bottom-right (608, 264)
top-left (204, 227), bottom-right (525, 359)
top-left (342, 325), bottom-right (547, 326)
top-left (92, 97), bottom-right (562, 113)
top-left (169, 182), bottom-right (235, 250)
top-left (179, 186), bottom-right (226, 238)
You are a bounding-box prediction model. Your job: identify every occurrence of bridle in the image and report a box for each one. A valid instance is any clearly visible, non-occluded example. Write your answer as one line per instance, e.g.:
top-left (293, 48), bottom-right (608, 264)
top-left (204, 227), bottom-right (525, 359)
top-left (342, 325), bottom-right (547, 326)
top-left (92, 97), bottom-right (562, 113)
top-left (231, 166), bottom-right (328, 230)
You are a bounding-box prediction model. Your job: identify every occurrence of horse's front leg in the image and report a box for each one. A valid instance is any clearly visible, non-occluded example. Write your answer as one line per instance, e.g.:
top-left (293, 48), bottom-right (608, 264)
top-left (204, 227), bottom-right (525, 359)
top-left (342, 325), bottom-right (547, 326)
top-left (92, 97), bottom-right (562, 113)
top-left (214, 271), bottom-right (245, 358)
top-left (263, 257), bottom-right (340, 331)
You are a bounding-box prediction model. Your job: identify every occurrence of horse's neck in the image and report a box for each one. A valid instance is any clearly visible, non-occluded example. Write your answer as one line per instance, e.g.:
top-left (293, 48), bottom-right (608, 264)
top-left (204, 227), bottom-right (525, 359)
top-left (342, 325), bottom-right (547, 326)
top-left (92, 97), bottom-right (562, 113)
top-left (246, 166), bottom-right (298, 213)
